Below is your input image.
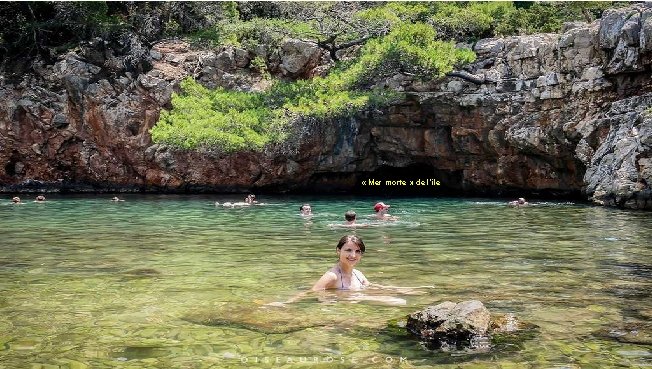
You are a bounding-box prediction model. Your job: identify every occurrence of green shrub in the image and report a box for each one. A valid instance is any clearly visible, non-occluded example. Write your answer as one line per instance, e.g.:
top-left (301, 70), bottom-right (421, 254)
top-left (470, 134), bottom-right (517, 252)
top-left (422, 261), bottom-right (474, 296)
top-left (349, 23), bottom-right (476, 86)
top-left (495, 2), bottom-right (618, 36)
top-left (427, 3), bottom-right (498, 41)
top-left (151, 21), bottom-right (474, 152)
top-left (153, 1), bottom-right (627, 153)
top-left (249, 55), bottom-right (269, 76)
top-left (190, 18), bottom-right (316, 50)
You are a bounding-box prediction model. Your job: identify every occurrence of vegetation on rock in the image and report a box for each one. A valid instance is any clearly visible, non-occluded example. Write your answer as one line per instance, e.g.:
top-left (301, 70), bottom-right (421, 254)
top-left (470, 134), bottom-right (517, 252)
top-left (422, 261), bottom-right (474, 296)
top-left (151, 1), bottom-right (623, 152)
top-left (0, 1), bottom-right (625, 152)
top-left (152, 20), bottom-right (474, 152)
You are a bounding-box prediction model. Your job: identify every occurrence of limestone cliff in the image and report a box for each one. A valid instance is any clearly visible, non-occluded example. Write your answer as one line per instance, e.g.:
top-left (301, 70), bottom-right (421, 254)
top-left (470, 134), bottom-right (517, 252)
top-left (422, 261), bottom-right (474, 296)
top-left (1, 4), bottom-right (651, 209)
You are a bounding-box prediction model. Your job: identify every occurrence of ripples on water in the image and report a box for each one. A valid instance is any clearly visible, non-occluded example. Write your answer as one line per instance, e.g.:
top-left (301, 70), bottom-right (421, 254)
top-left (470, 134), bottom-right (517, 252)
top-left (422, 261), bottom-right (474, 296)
top-left (0, 195), bottom-right (651, 368)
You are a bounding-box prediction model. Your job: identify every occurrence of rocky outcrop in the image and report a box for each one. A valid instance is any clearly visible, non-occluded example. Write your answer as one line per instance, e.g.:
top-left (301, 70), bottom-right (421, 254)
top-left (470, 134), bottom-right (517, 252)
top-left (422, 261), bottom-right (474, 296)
top-left (584, 95), bottom-right (652, 208)
top-left (405, 301), bottom-right (533, 351)
top-left (278, 39), bottom-right (323, 78)
top-left (0, 4), bottom-right (651, 209)
top-left (363, 3), bottom-right (652, 207)
top-left (406, 300), bottom-right (490, 349)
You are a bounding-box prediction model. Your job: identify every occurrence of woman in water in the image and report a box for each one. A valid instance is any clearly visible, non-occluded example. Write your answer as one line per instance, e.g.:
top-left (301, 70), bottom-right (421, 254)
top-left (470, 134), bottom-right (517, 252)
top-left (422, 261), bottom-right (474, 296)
top-left (311, 234), bottom-right (369, 291)
top-left (264, 235), bottom-right (432, 307)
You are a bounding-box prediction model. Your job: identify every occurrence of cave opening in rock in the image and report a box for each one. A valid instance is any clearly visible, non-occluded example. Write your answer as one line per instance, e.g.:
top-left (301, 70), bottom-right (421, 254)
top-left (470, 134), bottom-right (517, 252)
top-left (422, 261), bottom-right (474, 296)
top-left (4, 152), bottom-right (21, 177)
top-left (4, 161), bottom-right (16, 177)
top-left (354, 163), bottom-right (463, 196)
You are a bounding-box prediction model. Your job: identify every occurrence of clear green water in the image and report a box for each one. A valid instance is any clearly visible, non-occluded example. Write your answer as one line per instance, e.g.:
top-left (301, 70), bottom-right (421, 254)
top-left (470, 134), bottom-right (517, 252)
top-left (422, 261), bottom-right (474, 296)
top-left (0, 195), bottom-right (651, 369)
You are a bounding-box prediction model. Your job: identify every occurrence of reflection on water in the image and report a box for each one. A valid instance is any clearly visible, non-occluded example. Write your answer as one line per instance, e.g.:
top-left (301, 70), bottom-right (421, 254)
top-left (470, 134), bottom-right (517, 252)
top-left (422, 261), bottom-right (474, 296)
top-left (0, 195), bottom-right (651, 368)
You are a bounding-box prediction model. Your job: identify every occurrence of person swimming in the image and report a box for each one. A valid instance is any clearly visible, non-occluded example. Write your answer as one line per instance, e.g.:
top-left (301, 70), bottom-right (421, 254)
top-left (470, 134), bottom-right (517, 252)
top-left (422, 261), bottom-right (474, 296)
top-left (312, 235), bottom-right (369, 291)
top-left (245, 194), bottom-right (257, 204)
top-left (508, 197), bottom-right (529, 206)
top-left (343, 210), bottom-right (369, 228)
top-left (216, 200), bottom-right (252, 208)
top-left (264, 235), bottom-right (434, 307)
top-left (373, 202), bottom-right (398, 221)
top-left (299, 204), bottom-right (312, 216)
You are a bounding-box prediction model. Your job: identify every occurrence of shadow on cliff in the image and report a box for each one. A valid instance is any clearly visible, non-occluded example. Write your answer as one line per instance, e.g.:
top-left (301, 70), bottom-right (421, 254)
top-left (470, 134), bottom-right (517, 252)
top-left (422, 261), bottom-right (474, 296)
top-left (333, 163), bottom-right (585, 199)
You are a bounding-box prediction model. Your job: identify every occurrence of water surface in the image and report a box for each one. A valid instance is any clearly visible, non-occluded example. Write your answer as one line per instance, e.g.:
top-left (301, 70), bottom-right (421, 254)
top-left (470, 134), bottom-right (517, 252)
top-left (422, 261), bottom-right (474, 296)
top-left (1, 195), bottom-right (651, 368)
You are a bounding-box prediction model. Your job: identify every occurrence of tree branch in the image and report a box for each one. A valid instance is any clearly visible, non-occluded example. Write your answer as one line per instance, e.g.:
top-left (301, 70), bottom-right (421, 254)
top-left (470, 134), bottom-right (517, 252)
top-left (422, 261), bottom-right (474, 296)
top-left (446, 70), bottom-right (485, 84)
top-left (337, 35), bottom-right (373, 50)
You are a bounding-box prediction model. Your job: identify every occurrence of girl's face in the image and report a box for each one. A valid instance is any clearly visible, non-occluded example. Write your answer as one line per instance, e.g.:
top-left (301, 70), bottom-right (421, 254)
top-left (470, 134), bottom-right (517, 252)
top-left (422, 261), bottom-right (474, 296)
top-left (337, 241), bottom-right (362, 267)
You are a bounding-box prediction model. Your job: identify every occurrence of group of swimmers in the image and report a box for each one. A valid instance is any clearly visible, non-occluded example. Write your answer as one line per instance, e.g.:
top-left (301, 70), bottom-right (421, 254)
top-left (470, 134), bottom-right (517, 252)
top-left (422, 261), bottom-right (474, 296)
top-left (9, 195), bottom-right (127, 204)
top-left (279, 197), bottom-right (529, 303)
top-left (9, 193), bottom-right (527, 215)
top-left (5, 192), bottom-right (527, 303)
top-left (272, 202), bottom-right (405, 305)
top-left (8, 195), bottom-right (46, 204)
top-left (319, 202), bottom-right (395, 222)
top-left (333, 202), bottom-right (399, 228)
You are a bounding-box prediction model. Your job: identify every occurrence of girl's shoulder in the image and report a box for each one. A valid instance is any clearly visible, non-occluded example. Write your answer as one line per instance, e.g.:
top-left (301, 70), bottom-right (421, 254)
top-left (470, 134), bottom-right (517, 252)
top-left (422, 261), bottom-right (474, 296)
top-left (353, 268), bottom-right (369, 282)
top-left (324, 267), bottom-right (339, 278)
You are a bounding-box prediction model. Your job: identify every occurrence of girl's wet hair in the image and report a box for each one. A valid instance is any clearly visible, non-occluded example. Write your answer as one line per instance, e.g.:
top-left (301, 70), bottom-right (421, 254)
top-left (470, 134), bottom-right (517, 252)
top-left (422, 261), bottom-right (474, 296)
top-left (336, 234), bottom-right (365, 254)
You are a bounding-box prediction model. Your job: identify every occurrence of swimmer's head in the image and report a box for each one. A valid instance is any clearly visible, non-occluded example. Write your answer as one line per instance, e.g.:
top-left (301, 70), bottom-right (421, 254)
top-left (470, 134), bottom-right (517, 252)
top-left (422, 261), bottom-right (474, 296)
top-left (336, 234), bottom-right (365, 254)
top-left (11, 196), bottom-right (20, 203)
top-left (374, 202), bottom-right (390, 212)
top-left (344, 210), bottom-right (356, 222)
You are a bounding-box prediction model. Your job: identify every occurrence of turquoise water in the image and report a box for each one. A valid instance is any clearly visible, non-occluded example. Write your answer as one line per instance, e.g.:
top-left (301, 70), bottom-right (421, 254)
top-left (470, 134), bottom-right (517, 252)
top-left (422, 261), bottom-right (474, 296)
top-left (0, 195), bottom-right (651, 368)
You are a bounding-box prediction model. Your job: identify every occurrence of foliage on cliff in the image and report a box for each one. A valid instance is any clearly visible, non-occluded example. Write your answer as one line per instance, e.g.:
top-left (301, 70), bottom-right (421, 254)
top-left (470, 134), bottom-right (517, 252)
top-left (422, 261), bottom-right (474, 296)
top-left (150, 1), bottom-right (625, 152)
top-left (151, 22), bottom-right (474, 151)
top-left (0, 1), bottom-right (625, 152)
top-left (0, 2), bottom-right (237, 68)
top-left (1, 1), bottom-right (620, 65)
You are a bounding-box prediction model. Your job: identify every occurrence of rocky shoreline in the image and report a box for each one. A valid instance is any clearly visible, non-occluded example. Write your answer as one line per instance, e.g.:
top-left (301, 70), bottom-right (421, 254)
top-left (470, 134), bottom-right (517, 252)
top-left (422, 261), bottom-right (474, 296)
top-left (1, 4), bottom-right (650, 209)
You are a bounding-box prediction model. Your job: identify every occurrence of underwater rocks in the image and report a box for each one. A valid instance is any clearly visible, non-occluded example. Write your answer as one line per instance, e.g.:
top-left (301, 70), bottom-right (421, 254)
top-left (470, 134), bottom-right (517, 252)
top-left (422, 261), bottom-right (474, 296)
top-left (595, 321), bottom-right (652, 346)
top-left (406, 300), bottom-right (533, 351)
top-left (183, 306), bottom-right (336, 335)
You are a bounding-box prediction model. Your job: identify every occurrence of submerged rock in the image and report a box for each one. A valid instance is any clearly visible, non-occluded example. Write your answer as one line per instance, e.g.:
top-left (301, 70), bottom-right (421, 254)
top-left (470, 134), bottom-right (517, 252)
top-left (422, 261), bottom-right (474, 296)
top-left (406, 300), bottom-right (490, 349)
top-left (595, 321), bottom-right (652, 345)
top-left (490, 313), bottom-right (529, 333)
top-left (183, 306), bottom-right (336, 334)
top-left (122, 268), bottom-right (162, 279)
top-left (406, 301), bottom-right (535, 351)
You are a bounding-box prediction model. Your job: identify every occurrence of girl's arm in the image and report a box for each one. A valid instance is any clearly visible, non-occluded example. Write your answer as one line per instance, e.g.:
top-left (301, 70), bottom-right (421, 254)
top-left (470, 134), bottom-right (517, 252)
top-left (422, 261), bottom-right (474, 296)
top-left (355, 270), bottom-right (371, 287)
top-left (264, 272), bottom-right (337, 307)
top-left (367, 282), bottom-right (435, 295)
top-left (311, 271), bottom-right (338, 291)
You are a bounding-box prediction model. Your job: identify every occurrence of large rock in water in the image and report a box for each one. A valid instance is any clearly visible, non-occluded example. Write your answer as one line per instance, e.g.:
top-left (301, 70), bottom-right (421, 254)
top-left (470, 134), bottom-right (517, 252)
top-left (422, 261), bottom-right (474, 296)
top-left (406, 300), bottom-right (490, 349)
